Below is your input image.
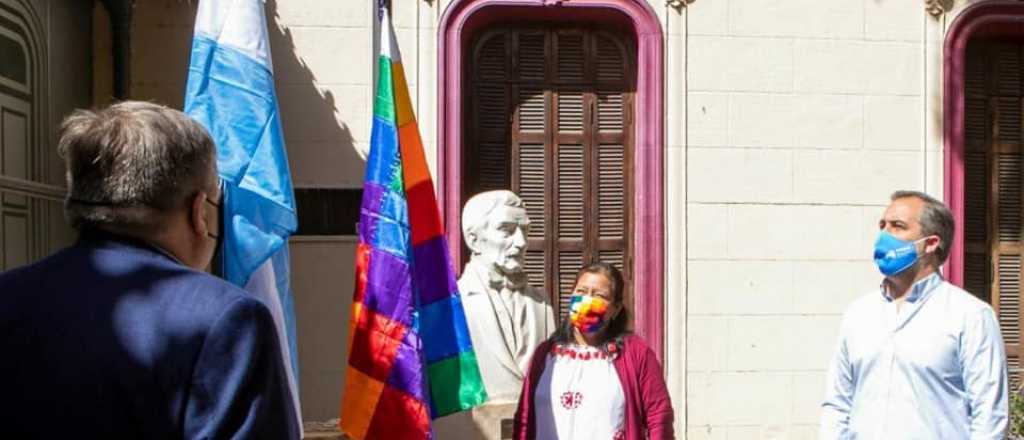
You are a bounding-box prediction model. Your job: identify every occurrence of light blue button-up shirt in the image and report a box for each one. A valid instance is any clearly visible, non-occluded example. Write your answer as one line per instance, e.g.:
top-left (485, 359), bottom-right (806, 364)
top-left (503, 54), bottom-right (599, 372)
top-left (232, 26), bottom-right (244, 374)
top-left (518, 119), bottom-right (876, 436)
top-left (820, 273), bottom-right (1008, 440)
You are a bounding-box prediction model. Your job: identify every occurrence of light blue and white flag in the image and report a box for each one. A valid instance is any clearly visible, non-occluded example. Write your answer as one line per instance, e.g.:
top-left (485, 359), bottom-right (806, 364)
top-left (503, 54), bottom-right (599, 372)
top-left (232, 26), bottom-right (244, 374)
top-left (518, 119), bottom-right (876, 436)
top-left (183, 0), bottom-right (301, 428)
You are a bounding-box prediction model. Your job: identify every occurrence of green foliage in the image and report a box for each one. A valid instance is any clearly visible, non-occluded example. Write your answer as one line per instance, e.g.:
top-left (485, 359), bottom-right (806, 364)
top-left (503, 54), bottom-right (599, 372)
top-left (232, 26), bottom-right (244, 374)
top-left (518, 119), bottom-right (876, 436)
top-left (1012, 386), bottom-right (1024, 439)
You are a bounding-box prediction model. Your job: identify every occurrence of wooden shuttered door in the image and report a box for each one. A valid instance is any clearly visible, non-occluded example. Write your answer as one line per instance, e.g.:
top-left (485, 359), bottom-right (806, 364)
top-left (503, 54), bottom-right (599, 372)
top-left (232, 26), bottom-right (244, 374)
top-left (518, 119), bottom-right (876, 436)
top-left (964, 41), bottom-right (1024, 384)
top-left (465, 27), bottom-right (635, 318)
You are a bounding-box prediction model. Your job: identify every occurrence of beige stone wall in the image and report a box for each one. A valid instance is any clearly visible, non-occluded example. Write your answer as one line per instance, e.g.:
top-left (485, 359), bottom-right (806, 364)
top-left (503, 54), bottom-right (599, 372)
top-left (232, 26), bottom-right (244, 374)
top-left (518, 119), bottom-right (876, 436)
top-left (683, 1), bottom-right (946, 439)
top-left (663, 2), bottom-right (689, 437)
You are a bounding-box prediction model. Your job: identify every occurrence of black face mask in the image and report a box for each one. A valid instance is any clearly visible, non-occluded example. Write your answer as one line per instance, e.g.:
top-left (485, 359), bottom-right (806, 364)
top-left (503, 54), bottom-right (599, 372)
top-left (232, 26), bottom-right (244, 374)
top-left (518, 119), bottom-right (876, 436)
top-left (207, 182), bottom-right (226, 277)
top-left (205, 197), bottom-right (221, 241)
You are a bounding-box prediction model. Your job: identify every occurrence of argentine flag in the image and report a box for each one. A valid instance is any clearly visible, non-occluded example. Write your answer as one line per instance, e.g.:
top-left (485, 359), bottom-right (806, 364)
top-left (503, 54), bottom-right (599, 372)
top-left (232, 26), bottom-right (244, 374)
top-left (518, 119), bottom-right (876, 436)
top-left (183, 0), bottom-right (302, 428)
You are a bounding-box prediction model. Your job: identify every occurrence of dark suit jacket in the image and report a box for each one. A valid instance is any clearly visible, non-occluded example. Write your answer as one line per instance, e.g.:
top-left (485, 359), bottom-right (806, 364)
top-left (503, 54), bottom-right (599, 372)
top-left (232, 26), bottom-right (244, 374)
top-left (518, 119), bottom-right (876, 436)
top-left (0, 230), bottom-right (300, 439)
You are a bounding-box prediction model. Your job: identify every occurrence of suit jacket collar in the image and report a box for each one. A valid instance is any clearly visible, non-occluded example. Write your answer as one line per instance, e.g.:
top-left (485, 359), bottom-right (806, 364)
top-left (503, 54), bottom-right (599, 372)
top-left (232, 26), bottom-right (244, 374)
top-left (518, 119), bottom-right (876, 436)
top-left (77, 228), bottom-right (184, 265)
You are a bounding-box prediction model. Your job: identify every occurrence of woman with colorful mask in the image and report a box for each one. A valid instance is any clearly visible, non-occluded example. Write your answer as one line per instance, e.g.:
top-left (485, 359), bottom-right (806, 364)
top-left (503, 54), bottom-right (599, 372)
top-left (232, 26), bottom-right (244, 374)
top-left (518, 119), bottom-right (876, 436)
top-left (513, 262), bottom-right (675, 440)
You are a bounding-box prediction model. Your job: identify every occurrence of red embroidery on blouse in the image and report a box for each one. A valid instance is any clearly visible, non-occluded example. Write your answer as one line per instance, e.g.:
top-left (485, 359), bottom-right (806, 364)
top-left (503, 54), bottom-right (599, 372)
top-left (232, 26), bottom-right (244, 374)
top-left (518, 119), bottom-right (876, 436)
top-left (560, 391), bottom-right (583, 409)
top-left (551, 344), bottom-right (617, 360)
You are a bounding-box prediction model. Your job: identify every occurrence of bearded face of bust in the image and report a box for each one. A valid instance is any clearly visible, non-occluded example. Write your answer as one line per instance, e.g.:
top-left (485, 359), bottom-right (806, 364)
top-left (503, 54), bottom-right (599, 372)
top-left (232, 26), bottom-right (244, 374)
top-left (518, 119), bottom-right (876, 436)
top-left (462, 191), bottom-right (531, 277)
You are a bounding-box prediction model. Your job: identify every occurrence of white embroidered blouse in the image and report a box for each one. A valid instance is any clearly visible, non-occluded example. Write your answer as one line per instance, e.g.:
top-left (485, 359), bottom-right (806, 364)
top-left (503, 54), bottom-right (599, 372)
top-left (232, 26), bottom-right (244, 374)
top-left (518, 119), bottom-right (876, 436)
top-left (533, 344), bottom-right (626, 439)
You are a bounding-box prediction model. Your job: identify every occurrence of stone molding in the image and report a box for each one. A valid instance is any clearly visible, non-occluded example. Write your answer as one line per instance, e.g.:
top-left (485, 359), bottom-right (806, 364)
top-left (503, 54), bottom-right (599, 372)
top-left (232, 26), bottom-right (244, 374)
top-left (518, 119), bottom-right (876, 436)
top-left (925, 0), bottom-right (953, 17)
top-left (941, 0), bottom-right (1024, 287)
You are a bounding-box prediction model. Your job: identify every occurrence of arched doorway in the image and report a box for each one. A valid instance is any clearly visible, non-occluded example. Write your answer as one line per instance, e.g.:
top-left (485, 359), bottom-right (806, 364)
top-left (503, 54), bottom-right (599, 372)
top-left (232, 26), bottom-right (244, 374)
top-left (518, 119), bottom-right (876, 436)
top-left (944, 0), bottom-right (1024, 383)
top-left (438, 0), bottom-right (665, 357)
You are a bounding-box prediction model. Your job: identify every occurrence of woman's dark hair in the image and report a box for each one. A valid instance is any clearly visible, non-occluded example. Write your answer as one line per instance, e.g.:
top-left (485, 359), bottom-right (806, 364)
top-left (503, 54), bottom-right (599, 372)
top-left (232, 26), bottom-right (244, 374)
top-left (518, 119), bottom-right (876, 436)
top-left (549, 261), bottom-right (630, 351)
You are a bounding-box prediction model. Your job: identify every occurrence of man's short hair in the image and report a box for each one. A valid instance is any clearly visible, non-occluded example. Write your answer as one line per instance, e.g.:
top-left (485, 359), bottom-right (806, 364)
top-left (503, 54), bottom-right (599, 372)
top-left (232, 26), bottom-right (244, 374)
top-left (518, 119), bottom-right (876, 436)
top-left (461, 190), bottom-right (526, 243)
top-left (891, 190), bottom-right (955, 265)
top-left (58, 101), bottom-right (217, 230)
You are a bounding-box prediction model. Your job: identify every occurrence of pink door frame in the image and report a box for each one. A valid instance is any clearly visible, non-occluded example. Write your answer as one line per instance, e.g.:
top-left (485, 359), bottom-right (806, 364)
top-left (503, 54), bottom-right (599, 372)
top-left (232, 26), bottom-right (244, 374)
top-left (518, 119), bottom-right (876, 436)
top-left (436, 0), bottom-right (666, 358)
top-left (943, 1), bottom-right (1024, 287)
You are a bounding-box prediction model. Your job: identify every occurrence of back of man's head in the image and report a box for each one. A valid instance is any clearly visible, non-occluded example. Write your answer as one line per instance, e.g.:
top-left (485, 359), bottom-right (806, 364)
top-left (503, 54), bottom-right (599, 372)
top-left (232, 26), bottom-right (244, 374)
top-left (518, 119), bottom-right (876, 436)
top-left (58, 101), bottom-right (217, 232)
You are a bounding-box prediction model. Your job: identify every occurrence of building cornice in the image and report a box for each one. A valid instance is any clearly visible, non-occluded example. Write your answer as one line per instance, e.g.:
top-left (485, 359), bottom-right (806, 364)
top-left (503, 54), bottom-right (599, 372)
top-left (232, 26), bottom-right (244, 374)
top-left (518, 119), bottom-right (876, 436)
top-left (926, 0), bottom-right (953, 17)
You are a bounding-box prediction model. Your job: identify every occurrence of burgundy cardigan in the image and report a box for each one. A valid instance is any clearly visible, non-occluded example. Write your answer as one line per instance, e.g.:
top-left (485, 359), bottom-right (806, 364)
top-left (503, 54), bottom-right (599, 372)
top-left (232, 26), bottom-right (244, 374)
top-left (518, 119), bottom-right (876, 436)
top-left (513, 335), bottom-right (675, 440)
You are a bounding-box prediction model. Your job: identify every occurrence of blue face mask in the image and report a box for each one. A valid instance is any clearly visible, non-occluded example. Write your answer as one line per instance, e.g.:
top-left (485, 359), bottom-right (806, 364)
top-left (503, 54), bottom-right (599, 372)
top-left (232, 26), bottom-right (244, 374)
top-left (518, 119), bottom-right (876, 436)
top-left (873, 231), bottom-right (927, 276)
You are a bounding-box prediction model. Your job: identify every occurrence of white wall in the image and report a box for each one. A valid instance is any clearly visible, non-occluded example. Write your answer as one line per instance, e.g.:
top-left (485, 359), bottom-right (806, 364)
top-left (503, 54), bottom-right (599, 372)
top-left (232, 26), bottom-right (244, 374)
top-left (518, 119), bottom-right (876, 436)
top-left (684, 1), bottom-right (943, 438)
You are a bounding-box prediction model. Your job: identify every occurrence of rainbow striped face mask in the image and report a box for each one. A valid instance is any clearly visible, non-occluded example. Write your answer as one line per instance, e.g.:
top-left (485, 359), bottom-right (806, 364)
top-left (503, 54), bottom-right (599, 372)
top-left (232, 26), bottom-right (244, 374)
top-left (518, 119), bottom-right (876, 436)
top-left (569, 294), bottom-right (611, 334)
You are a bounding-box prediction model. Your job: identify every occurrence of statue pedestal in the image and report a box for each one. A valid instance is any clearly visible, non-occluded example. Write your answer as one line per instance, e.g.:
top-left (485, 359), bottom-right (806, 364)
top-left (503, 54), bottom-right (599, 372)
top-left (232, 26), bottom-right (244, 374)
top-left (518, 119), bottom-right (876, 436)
top-left (433, 402), bottom-right (517, 440)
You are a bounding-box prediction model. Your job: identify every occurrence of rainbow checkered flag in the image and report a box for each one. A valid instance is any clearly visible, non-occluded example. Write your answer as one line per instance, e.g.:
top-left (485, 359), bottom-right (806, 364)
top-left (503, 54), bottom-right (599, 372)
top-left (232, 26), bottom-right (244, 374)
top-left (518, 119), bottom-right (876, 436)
top-left (338, 3), bottom-right (488, 439)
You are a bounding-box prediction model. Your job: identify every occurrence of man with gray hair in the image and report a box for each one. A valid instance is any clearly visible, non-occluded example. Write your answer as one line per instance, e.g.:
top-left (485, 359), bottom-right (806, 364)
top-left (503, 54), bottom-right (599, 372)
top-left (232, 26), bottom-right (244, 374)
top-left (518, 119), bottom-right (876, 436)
top-left (821, 190), bottom-right (1008, 439)
top-left (0, 101), bottom-right (299, 439)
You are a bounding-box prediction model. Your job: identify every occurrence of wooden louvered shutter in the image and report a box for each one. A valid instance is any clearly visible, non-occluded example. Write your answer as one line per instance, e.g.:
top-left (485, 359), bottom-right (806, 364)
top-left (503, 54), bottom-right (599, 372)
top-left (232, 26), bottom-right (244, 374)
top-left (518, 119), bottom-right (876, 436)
top-left (466, 27), bottom-right (634, 319)
top-left (964, 41), bottom-right (1024, 384)
top-left (467, 31), bottom-right (510, 195)
top-left (592, 32), bottom-right (632, 312)
top-left (513, 29), bottom-right (550, 299)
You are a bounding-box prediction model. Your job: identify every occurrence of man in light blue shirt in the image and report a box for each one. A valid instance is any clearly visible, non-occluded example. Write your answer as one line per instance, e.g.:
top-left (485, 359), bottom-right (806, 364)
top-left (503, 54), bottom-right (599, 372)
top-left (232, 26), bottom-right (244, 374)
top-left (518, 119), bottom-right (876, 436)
top-left (821, 190), bottom-right (1008, 440)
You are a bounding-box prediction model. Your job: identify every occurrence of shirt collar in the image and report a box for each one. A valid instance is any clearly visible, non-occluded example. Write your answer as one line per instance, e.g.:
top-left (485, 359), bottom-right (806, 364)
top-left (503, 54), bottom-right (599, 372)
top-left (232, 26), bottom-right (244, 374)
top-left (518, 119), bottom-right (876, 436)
top-left (881, 272), bottom-right (943, 303)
